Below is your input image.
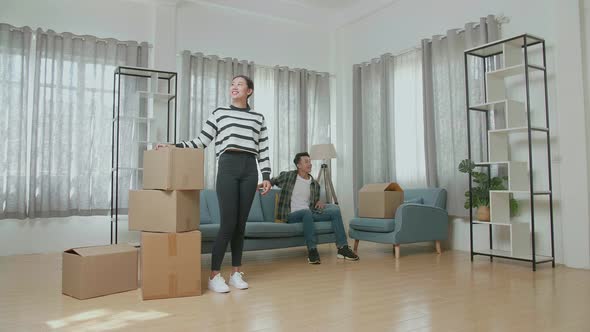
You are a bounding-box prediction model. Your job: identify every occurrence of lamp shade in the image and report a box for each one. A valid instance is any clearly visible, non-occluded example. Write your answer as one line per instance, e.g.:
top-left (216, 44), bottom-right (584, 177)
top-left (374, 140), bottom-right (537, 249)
top-left (310, 143), bottom-right (336, 160)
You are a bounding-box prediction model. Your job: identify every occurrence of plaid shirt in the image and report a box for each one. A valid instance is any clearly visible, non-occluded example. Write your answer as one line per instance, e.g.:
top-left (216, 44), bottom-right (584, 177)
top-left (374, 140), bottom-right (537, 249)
top-left (270, 170), bottom-right (320, 222)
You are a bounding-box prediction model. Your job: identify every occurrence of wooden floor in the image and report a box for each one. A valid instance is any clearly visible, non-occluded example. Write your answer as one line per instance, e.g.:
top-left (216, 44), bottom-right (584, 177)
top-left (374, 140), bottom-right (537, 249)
top-left (1, 243), bottom-right (589, 332)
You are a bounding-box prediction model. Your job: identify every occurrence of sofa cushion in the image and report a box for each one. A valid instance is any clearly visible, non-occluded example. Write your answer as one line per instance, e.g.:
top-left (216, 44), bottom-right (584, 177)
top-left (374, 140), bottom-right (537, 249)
top-left (199, 192), bottom-right (211, 225)
top-left (200, 224), bottom-right (220, 241)
top-left (404, 188), bottom-right (446, 209)
top-left (203, 190), bottom-right (221, 224)
top-left (260, 189), bottom-right (280, 223)
top-left (349, 217), bottom-right (395, 233)
top-left (248, 191), bottom-right (265, 222)
top-left (245, 222), bottom-right (301, 238)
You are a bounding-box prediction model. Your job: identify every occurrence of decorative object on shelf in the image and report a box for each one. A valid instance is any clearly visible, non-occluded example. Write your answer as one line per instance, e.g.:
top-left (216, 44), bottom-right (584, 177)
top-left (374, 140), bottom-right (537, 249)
top-left (310, 143), bottom-right (338, 204)
top-left (476, 206), bottom-right (490, 222)
top-left (458, 159), bottom-right (518, 221)
top-left (464, 34), bottom-right (555, 271)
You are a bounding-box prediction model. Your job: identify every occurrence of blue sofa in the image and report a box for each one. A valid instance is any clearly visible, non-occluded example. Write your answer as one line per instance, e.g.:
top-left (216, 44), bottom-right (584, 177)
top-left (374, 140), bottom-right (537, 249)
top-left (199, 189), bottom-right (338, 253)
top-left (348, 188), bottom-right (448, 258)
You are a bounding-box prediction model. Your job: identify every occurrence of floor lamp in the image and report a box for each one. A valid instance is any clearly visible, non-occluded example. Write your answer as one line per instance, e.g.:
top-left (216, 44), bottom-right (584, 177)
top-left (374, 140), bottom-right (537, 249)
top-left (310, 143), bottom-right (338, 205)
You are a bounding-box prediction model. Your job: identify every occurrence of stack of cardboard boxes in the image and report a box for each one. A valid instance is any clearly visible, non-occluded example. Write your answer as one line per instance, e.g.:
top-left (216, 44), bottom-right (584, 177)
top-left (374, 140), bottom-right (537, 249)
top-left (61, 147), bottom-right (205, 301)
top-left (129, 147), bottom-right (205, 300)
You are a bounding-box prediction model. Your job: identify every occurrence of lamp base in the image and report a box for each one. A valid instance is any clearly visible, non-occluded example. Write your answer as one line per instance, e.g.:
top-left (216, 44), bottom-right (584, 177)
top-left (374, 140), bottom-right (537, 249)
top-left (316, 163), bottom-right (338, 205)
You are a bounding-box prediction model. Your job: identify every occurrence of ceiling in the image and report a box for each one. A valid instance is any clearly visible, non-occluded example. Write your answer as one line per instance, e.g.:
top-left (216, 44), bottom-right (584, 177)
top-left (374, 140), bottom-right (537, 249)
top-left (184, 0), bottom-right (398, 27)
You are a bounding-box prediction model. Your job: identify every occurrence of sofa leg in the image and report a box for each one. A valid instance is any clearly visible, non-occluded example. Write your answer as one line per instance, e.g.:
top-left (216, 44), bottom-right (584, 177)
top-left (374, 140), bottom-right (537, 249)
top-left (394, 244), bottom-right (400, 259)
top-left (435, 240), bottom-right (442, 254)
top-left (353, 240), bottom-right (359, 253)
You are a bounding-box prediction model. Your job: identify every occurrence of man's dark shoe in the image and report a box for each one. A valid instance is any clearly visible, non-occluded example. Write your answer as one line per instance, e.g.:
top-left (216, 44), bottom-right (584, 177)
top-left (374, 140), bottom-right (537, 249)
top-left (308, 248), bottom-right (321, 264)
top-left (337, 245), bottom-right (359, 261)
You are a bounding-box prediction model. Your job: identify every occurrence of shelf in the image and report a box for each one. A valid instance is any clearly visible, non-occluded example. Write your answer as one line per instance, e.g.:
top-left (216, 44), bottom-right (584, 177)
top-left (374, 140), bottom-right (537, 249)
top-left (473, 248), bottom-right (553, 263)
top-left (134, 141), bottom-right (162, 145)
top-left (465, 34), bottom-right (554, 271)
top-left (469, 100), bottom-right (510, 112)
top-left (112, 66), bottom-right (177, 245)
top-left (485, 65), bottom-right (544, 105)
top-left (111, 167), bottom-right (143, 172)
top-left (137, 91), bottom-right (176, 101)
top-left (488, 126), bottom-right (549, 134)
top-left (473, 220), bottom-right (511, 226)
top-left (474, 161), bottom-right (528, 191)
top-left (490, 190), bottom-right (551, 195)
top-left (112, 115), bottom-right (155, 123)
top-left (487, 64), bottom-right (545, 80)
top-left (465, 34), bottom-right (545, 57)
top-left (488, 127), bottom-right (551, 162)
top-left (470, 100), bottom-right (527, 129)
top-left (475, 161), bottom-right (524, 166)
top-left (116, 66), bottom-right (176, 80)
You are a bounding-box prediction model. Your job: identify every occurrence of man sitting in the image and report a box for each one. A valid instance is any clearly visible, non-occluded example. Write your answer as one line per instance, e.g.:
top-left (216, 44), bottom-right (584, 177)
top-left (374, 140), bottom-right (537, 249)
top-left (269, 152), bottom-right (359, 264)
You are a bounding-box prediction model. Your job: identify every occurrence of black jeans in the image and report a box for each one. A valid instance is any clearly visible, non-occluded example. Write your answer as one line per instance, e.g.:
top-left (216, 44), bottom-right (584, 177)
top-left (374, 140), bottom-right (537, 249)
top-left (210, 151), bottom-right (258, 271)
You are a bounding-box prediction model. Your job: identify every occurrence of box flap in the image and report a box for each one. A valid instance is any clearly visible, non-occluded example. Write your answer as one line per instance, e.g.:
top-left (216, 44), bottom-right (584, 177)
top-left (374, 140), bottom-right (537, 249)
top-left (65, 244), bottom-right (137, 257)
top-left (385, 182), bottom-right (403, 192)
top-left (360, 182), bottom-right (403, 192)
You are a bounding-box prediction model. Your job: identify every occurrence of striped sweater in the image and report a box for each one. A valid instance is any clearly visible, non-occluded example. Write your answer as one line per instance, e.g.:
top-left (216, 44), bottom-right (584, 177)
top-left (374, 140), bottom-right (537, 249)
top-left (175, 105), bottom-right (272, 180)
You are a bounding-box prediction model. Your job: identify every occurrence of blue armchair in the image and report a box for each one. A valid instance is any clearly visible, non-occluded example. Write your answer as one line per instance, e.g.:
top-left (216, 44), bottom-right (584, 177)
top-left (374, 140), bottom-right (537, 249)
top-left (348, 188), bottom-right (448, 258)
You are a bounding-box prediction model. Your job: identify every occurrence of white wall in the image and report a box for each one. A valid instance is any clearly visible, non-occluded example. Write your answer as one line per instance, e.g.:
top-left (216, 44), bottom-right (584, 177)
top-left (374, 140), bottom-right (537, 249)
top-left (582, 0), bottom-right (590, 271)
top-left (333, 0), bottom-right (590, 269)
top-left (176, 2), bottom-right (331, 71)
top-left (0, 0), bottom-right (153, 42)
top-left (0, 0), bottom-right (331, 256)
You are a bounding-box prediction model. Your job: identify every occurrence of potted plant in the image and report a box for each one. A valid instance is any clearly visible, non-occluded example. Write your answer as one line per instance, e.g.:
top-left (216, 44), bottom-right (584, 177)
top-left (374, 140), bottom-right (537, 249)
top-left (458, 159), bottom-right (518, 221)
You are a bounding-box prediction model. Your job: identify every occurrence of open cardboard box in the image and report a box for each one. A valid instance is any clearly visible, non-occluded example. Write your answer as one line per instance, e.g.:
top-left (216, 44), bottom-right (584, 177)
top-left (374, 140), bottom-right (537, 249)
top-left (358, 182), bottom-right (404, 218)
top-left (62, 244), bottom-right (138, 300)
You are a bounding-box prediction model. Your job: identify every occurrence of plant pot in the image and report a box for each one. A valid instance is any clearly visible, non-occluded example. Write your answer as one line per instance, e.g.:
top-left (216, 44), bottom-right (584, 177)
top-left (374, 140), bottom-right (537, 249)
top-left (476, 206), bottom-right (490, 221)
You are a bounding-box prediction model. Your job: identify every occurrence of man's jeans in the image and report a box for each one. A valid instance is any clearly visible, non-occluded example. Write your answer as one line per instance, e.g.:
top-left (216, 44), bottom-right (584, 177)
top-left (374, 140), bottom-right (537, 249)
top-left (287, 206), bottom-right (348, 250)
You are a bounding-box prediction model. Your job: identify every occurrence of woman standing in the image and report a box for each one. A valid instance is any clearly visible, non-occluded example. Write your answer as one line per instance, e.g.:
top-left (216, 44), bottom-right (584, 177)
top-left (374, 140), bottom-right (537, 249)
top-left (157, 75), bottom-right (272, 293)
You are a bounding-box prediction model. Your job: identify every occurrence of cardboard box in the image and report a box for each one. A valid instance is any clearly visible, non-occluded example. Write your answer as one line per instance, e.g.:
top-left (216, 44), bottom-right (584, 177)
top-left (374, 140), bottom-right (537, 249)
top-left (129, 189), bottom-right (199, 233)
top-left (358, 183), bottom-right (404, 219)
top-left (141, 231), bottom-right (202, 300)
top-left (62, 244), bottom-right (138, 300)
top-left (143, 147), bottom-right (205, 190)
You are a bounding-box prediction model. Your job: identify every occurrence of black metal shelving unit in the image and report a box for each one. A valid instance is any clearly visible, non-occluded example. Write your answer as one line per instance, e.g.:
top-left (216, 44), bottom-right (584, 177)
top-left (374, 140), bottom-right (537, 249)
top-left (111, 66), bottom-right (177, 244)
top-left (464, 34), bottom-right (555, 271)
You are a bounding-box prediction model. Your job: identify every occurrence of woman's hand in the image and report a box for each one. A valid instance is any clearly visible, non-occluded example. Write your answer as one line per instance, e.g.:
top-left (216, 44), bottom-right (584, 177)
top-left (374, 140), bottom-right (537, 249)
top-left (155, 143), bottom-right (171, 150)
top-left (258, 180), bottom-right (272, 195)
top-left (315, 201), bottom-right (325, 210)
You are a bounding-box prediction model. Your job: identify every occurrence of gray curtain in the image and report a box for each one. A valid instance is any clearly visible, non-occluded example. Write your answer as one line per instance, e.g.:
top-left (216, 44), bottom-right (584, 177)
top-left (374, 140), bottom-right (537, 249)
top-left (352, 54), bottom-right (395, 199)
top-left (29, 29), bottom-right (148, 218)
top-left (0, 24), bottom-right (32, 219)
top-left (272, 67), bottom-right (331, 174)
top-left (422, 15), bottom-right (500, 216)
top-left (178, 51), bottom-right (254, 189)
top-left (352, 50), bottom-right (426, 206)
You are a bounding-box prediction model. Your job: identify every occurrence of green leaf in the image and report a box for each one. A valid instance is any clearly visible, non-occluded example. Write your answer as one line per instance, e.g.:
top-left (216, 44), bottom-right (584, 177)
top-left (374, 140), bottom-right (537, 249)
top-left (509, 197), bottom-right (519, 216)
top-left (458, 159), bottom-right (475, 174)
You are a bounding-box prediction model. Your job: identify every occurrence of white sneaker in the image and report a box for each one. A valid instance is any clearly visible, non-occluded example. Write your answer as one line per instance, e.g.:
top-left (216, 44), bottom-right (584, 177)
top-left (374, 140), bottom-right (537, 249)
top-left (208, 274), bottom-right (230, 293)
top-left (229, 272), bottom-right (249, 290)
